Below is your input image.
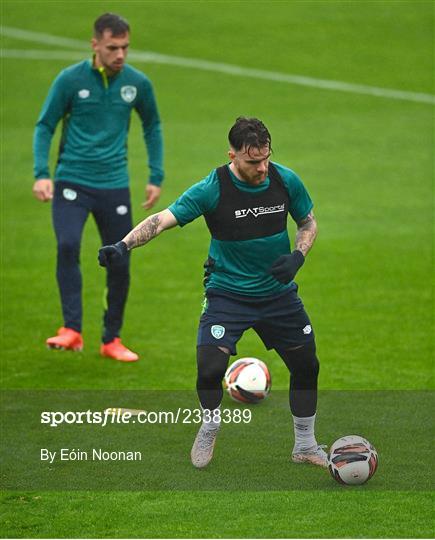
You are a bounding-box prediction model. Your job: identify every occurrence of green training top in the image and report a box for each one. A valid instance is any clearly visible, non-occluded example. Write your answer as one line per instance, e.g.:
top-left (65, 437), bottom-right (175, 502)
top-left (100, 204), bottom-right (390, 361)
top-left (168, 162), bottom-right (313, 296)
top-left (33, 59), bottom-right (163, 188)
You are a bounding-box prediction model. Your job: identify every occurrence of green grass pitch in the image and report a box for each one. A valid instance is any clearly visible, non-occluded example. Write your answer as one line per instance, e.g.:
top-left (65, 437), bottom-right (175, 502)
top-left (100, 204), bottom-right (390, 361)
top-left (1, 0), bottom-right (433, 537)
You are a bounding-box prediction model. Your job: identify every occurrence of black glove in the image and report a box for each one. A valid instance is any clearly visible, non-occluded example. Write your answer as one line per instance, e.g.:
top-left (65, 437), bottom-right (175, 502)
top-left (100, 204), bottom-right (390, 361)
top-left (98, 241), bottom-right (128, 267)
top-left (268, 250), bottom-right (305, 284)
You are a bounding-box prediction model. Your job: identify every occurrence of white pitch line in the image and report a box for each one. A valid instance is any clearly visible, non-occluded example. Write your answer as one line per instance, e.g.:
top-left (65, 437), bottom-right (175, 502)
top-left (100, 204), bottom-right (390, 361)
top-left (1, 25), bottom-right (434, 105)
top-left (2, 49), bottom-right (86, 60)
top-left (1, 26), bottom-right (89, 50)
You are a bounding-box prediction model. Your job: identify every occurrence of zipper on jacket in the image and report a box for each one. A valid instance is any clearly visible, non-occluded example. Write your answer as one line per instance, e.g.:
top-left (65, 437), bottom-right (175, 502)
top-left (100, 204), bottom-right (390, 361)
top-left (98, 67), bottom-right (109, 90)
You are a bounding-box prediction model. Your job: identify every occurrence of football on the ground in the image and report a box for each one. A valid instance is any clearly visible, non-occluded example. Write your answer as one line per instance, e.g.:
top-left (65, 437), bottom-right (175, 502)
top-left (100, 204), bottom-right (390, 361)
top-left (327, 435), bottom-right (378, 485)
top-left (224, 357), bottom-right (271, 404)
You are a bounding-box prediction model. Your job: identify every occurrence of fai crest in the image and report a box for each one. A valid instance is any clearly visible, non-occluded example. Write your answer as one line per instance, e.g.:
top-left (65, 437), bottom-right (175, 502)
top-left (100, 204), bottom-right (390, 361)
top-left (211, 325), bottom-right (225, 339)
top-left (116, 205), bottom-right (128, 215)
top-left (63, 188), bottom-right (77, 201)
top-left (120, 85), bottom-right (137, 103)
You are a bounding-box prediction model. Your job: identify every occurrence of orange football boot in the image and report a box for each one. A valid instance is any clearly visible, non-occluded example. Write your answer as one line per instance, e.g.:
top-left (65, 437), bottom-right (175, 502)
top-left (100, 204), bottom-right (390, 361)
top-left (100, 338), bottom-right (139, 362)
top-left (46, 327), bottom-right (83, 351)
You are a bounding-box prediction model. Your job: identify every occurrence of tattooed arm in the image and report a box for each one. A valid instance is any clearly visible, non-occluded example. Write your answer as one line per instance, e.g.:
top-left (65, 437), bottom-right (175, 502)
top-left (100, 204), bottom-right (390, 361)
top-left (295, 211), bottom-right (317, 257)
top-left (123, 209), bottom-right (178, 250)
top-left (98, 209), bottom-right (178, 267)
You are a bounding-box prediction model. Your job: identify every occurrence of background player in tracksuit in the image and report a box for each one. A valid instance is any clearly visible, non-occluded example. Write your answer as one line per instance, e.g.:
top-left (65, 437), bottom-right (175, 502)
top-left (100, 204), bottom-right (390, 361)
top-left (33, 13), bottom-right (163, 361)
top-left (99, 117), bottom-right (326, 466)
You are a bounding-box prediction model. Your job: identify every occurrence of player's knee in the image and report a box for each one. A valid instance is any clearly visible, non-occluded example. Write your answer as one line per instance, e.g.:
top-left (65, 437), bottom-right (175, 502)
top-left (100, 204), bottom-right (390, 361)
top-left (281, 340), bottom-right (319, 379)
top-left (197, 345), bottom-right (229, 385)
top-left (295, 341), bottom-right (319, 378)
top-left (298, 341), bottom-right (319, 379)
top-left (57, 239), bottom-right (80, 262)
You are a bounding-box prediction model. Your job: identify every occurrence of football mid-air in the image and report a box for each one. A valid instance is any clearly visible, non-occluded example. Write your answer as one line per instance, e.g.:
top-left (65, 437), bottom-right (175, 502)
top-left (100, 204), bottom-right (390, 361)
top-left (224, 358), bottom-right (271, 404)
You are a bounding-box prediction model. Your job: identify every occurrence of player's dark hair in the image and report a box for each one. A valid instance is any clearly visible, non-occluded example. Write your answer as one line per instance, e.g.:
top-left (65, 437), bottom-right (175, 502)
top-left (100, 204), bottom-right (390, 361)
top-left (228, 117), bottom-right (272, 154)
top-left (94, 13), bottom-right (130, 38)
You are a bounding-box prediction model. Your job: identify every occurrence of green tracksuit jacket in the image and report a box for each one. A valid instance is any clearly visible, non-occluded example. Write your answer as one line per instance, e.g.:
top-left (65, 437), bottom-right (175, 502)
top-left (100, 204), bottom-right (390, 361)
top-left (33, 59), bottom-right (163, 189)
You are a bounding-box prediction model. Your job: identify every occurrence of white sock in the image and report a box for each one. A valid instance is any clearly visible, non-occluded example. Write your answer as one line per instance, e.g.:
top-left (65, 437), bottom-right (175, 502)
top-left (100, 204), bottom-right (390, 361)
top-left (202, 407), bottom-right (221, 430)
top-left (292, 414), bottom-right (317, 451)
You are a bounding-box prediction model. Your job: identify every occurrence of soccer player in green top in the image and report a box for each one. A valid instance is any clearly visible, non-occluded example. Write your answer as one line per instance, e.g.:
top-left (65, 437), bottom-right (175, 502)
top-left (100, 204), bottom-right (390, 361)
top-left (99, 117), bottom-right (326, 467)
top-left (33, 13), bottom-right (164, 361)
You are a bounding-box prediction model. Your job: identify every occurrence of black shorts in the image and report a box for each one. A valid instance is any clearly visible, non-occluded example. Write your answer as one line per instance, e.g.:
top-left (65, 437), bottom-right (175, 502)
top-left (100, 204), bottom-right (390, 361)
top-left (197, 287), bottom-right (314, 355)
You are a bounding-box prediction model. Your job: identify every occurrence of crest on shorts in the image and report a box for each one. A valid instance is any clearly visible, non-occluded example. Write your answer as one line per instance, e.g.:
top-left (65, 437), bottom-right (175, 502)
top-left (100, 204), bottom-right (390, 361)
top-left (211, 325), bottom-right (225, 339)
top-left (303, 324), bottom-right (312, 335)
top-left (116, 205), bottom-right (128, 215)
top-left (63, 188), bottom-right (77, 201)
top-left (120, 85), bottom-right (137, 103)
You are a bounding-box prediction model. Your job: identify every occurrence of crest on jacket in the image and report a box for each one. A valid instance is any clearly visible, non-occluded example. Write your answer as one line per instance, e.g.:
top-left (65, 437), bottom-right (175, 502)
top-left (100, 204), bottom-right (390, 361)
top-left (120, 86), bottom-right (137, 103)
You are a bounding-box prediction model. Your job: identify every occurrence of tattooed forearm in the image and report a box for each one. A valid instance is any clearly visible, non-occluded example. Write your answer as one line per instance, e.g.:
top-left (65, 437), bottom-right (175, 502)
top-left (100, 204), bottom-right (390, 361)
top-left (124, 214), bottom-right (161, 250)
top-left (295, 211), bottom-right (317, 256)
top-left (121, 209), bottom-right (178, 251)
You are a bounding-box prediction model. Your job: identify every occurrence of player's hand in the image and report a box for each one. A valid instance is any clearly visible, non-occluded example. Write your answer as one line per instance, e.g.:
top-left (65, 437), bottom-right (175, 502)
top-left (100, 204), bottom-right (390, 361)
top-left (142, 184), bottom-right (161, 210)
top-left (33, 179), bottom-right (53, 202)
top-left (268, 250), bottom-right (305, 284)
top-left (98, 241), bottom-right (128, 267)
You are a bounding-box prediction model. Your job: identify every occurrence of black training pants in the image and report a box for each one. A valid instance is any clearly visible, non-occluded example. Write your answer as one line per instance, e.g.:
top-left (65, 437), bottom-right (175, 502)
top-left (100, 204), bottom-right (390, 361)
top-left (52, 181), bottom-right (133, 342)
